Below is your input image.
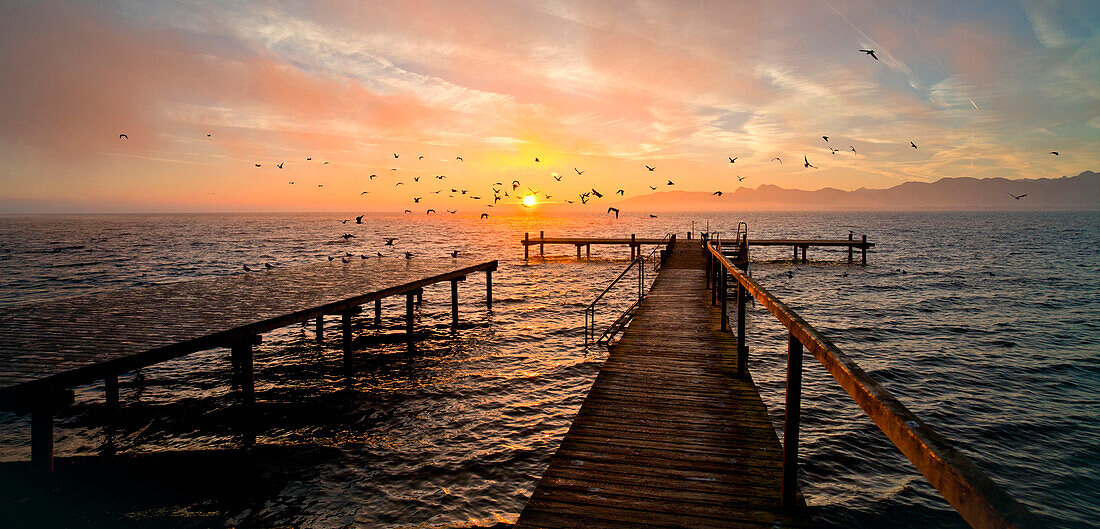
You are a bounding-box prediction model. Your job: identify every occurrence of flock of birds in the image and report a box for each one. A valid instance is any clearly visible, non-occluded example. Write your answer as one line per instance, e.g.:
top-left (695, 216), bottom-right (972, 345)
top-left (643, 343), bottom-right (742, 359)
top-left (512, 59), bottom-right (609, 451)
top-left (113, 49), bottom-right (1059, 272)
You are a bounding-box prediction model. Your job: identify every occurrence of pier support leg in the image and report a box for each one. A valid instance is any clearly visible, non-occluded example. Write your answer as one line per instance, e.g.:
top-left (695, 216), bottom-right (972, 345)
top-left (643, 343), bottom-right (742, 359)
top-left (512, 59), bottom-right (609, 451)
top-left (848, 233), bottom-right (854, 263)
top-left (793, 245), bottom-right (798, 262)
top-left (406, 293), bottom-right (415, 338)
top-left (586, 245), bottom-right (590, 259)
top-left (31, 399), bottom-right (54, 475)
top-left (341, 310), bottom-right (354, 361)
top-left (577, 245), bottom-right (581, 260)
top-left (451, 279), bottom-right (459, 332)
top-left (540, 230), bottom-right (544, 258)
top-left (485, 270), bottom-right (493, 310)
top-left (416, 288), bottom-right (423, 307)
top-left (861, 235), bottom-right (867, 266)
top-left (104, 374), bottom-right (119, 408)
top-left (720, 267), bottom-right (728, 331)
top-left (631, 234), bottom-right (636, 260)
top-left (782, 332), bottom-right (803, 509)
top-left (231, 338), bottom-right (256, 407)
top-left (524, 232), bottom-right (529, 261)
top-left (374, 299), bottom-right (382, 327)
top-left (801, 246), bottom-right (807, 263)
top-left (737, 284), bottom-right (747, 379)
top-left (315, 316), bottom-right (323, 343)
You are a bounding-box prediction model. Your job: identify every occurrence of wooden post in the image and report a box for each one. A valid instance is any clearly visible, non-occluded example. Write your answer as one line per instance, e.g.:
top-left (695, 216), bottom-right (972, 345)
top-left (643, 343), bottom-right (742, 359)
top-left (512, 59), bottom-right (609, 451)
top-left (406, 292), bottom-right (415, 337)
top-left (104, 374), bottom-right (119, 408)
top-left (341, 310), bottom-right (353, 359)
top-left (374, 299), bottom-right (382, 327)
top-left (848, 232), bottom-right (854, 263)
top-left (793, 245), bottom-right (798, 262)
top-left (720, 266), bottom-right (728, 331)
top-left (586, 244), bottom-right (590, 259)
top-left (315, 316), bottom-right (323, 343)
top-left (576, 245), bottom-right (581, 259)
top-left (416, 288), bottom-right (423, 307)
top-left (801, 245), bottom-right (807, 263)
top-left (736, 284), bottom-right (747, 379)
top-left (631, 234), bottom-right (636, 260)
top-left (861, 235), bottom-right (867, 266)
top-left (231, 339), bottom-right (255, 407)
top-left (781, 332), bottom-right (803, 509)
top-left (524, 232), bottom-right (529, 261)
top-left (485, 270), bottom-right (493, 310)
top-left (450, 279), bottom-right (459, 331)
top-left (31, 398), bottom-right (54, 475)
top-left (540, 230), bottom-right (544, 258)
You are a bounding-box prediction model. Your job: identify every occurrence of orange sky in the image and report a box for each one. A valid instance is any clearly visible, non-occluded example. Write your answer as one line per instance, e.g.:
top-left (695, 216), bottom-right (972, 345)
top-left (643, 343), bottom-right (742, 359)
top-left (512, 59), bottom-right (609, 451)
top-left (0, 1), bottom-right (1096, 213)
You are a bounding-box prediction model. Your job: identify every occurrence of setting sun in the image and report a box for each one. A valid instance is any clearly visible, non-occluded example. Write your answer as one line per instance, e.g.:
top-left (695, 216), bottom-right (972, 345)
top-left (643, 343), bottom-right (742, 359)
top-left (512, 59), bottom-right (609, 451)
top-left (522, 195), bottom-right (537, 207)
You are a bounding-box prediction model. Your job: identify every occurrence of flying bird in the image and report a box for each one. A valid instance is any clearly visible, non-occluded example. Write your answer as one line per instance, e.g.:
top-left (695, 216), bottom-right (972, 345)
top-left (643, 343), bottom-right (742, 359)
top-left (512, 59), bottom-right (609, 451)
top-left (243, 265), bottom-right (253, 272)
top-left (645, 165), bottom-right (655, 171)
top-left (436, 175), bottom-right (446, 179)
top-left (277, 162), bottom-right (284, 169)
top-left (804, 155), bottom-right (817, 169)
top-left (607, 207), bottom-right (620, 218)
top-left (512, 180), bottom-right (520, 191)
top-left (306, 157), bottom-right (311, 160)
top-left (384, 237), bottom-right (396, 245)
top-left (771, 157), bottom-right (782, 164)
top-left (1049, 151), bottom-right (1059, 156)
top-left (119, 133), bottom-right (128, 139)
top-left (713, 191), bottom-right (723, 196)
top-left (1006, 192), bottom-right (1028, 200)
top-left (404, 209), bottom-right (412, 213)
top-left (369, 174), bottom-right (377, 179)
top-left (667, 180), bottom-right (675, 185)
top-left (255, 164), bottom-right (261, 167)
top-left (822, 136), bottom-right (830, 143)
top-left (413, 197), bottom-right (422, 203)
top-left (829, 147), bottom-right (840, 154)
top-left (574, 168), bottom-right (584, 175)
top-left (447, 209), bottom-right (456, 214)
top-left (553, 174), bottom-right (562, 181)
top-left (355, 215), bottom-right (364, 223)
top-left (910, 141), bottom-right (918, 149)
top-left (323, 161), bottom-right (330, 165)
top-left (405, 251), bottom-right (413, 260)
top-left (850, 146), bottom-right (857, 154)
top-left (418, 155), bottom-right (424, 160)
top-left (456, 156), bottom-right (463, 161)
top-left (395, 182), bottom-right (404, 186)
top-left (859, 49), bottom-right (879, 60)
top-left (426, 209), bottom-right (436, 214)
top-left (318, 184), bottom-right (324, 187)
top-left (393, 153), bottom-right (399, 158)
top-left (341, 257), bottom-right (349, 263)
top-left (451, 250), bottom-right (459, 258)
top-left (289, 181), bottom-right (295, 184)
top-left (590, 188), bottom-right (603, 198)
top-left (341, 233), bottom-right (355, 240)
top-left (414, 177), bottom-right (420, 182)
top-left (728, 156), bottom-right (737, 164)
top-left (649, 186), bottom-right (657, 190)
top-left (649, 214), bottom-right (658, 218)
top-left (616, 189), bottom-right (624, 196)
top-left (361, 191), bottom-right (369, 195)
top-left (341, 219), bottom-right (349, 224)
top-left (534, 157), bottom-right (540, 162)
top-left (737, 175), bottom-right (745, 182)
top-left (480, 213), bottom-right (489, 219)
top-left (264, 263), bottom-right (274, 270)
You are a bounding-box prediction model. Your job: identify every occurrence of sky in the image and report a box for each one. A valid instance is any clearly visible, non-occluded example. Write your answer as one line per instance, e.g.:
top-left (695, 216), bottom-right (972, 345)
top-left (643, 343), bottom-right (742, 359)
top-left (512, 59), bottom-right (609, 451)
top-left (0, 0), bottom-right (1097, 213)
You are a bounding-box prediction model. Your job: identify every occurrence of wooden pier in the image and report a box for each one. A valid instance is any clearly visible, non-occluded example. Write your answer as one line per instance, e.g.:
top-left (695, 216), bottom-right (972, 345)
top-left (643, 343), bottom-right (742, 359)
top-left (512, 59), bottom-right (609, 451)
top-left (522, 231), bottom-right (874, 264)
top-left (516, 240), bottom-right (807, 528)
top-left (0, 257), bottom-right (497, 473)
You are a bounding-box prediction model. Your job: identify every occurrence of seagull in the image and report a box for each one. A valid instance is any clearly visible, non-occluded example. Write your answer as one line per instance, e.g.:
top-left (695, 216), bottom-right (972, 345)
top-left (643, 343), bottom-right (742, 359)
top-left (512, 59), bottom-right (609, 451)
top-left (649, 186), bottom-right (657, 190)
top-left (512, 180), bottom-right (520, 191)
top-left (451, 250), bottom-right (459, 258)
top-left (565, 200), bottom-right (574, 204)
top-left (119, 133), bottom-right (128, 139)
top-left (306, 157), bottom-right (311, 160)
top-left (393, 153), bottom-right (399, 158)
top-left (360, 191), bottom-right (369, 195)
top-left (590, 189), bottom-right (603, 198)
top-left (447, 209), bottom-right (456, 214)
top-left (1006, 192), bottom-right (1028, 200)
top-left (771, 157), bottom-right (782, 164)
top-left (480, 213), bottom-right (489, 219)
top-left (243, 265), bottom-right (253, 271)
top-left (728, 156), bottom-right (737, 164)
top-left (436, 175), bottom-right (446, 179)
top-left (277, 162), bottom-right (284, 169)
top-left (737, 175), bottom-right (745, 182)
top-left (289, 181), bottom-right (295, 184)
top-left (426, 209), bottom-right (436, 214)
top-left (713, 191), bottom-right (723, 196)
top-left (355, 215), bottom-right (364, 223)
top-left (574, 168), bottom-right (584, 175)
top-left (579, 194), bottom-right (589, 204)
top-left (377, 251), bottom-right (384, 257)
top-left (616, 189), bottom-right (624, 196)
top-left (255, 164), bottom-right (261, 167)
top-left (318, 184), bottom-right (324, 187)
top-left (1049, 151), bottom-right (1059, 156)
top-left (803, 155), bottom-right (817, 169)
top-left (405, 251), bottom-right (413, 260)
top-left (607, 207), bottom-right (620, 218)
top-left (361, 255), bottom-right (368, 259)
top-left (667, 180), bottom-right (675, 185)
top-left (829, 147), bottom-right (840, 154)
top-left (341, 233), bottom-right (355, 240)
top-left (413, 197), bottom-right (421, 203)
top-left (414, 177), bottom-right (420, 182)
top-left (207, 133), bottom-right (212, 137)
top-left (404, 209), bottom-right (412, 213)
top-left (341, 219), bottom-right (349, 224)
top-left (341, 257), bottom-right (348, 263)
top-left (456, 156), bottom-right (463, 161)
top-left (369, 174), bottom-right (376, 179)
top-left (535, 157), bottom-right (540, 162)
top-left (910, 141), bottom-right (918, 149)
top-left (328, 256), bottom-right (335, 261)
top-left (859, 49), bottom-right (879, 60)
top-left (383, 237), bottom-right (396, 246)
top-left (395, 182), bottom-right (404, 186)
top-left (553, 174), bottom-right (562, 181)
top-left (645, 165), bottom-right (655, 171)
top-left (822, 135), bottom-right (830, 143)
top-left (649, 214), bottom-right (658, 218)
top-left (323, 161), bottom-right (330, 165)
top-left (264, 263), bottom-right (274, 270)
top-left (418, 155), bottom-right (424, 160)
top-left (850, 146), bottom-right (857, 154)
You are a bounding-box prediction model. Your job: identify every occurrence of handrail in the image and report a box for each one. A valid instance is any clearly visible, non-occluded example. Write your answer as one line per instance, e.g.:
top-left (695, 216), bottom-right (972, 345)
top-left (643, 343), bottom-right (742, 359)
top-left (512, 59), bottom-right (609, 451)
top-left (705, 240), bottom-right (1034, 529)
top-left (585, 257), bottom-right (643, 347)
top-left (644, 232), bottom-right (673, 272)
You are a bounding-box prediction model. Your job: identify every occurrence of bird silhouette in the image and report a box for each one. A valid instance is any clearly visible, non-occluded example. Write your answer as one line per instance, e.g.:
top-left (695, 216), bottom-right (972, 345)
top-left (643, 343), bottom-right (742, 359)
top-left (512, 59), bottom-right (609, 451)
top-left (649, 186), bottom-right (657, 190)
top-left (649, 214), bottom-right (658, 218)
top-left (667, 180), bottom-right (675, 185)
top-left (1049, 151), bottom-right (1059, 156)
top-left (512, 180), bottom-right (520, 191)
top-left (850, 145), bottom-right (857, 154)
top-left (306, 157), bottom-right (311, 160)
top-left (607, 207), bottom-right (620, 218)
top-left (574, 168), bottom-right (584, 175)
top-left (393, 153), bottom-right (399, 158)
top-left (910, 141), bottom-right (918, 149)
top-left (480, 213), bottom-right (489, 219)
top-left (413, 197), bottom-right (421, 203)
top-left (616, 189), bottom-right (624, 196)
top-left (328, 256), bottom-right (335, 261)
top-left (447, 209), bottom-right (456, 214)
top-left (264, 263), bottom-right (274, 270)
top-left (341, 257), bottom-right (349, 263)
top-left (404, 209), bottom-right (412, 213)
top-left (771, 157), bottom-right (782, 164)
top-left (323, 161), bottom-right (330, 165)
top-left (255, 164), bottom-right (261, 167)
top-left (803, 155), bottom-right (817, 168)
top-left (355, 215), bottom-right (364, 223)
top-left (243, 265), bottom-right (253, 271)
top-left (1006, 192), bottom-right (1028, 200)
top-left (277, 162), bottom-right (284, 169)
top-left (822, 135), bottom-right (830, 143)
top-left (360, 191), bottom-right (369, 195)
top-left (436, 175), bottom-right (446, 179)
top-left (553, 174), bottom-right (562, 181)
top-left (318, 184), bottom-right (324, 187)
top-left (645, 165), bottom-right (655, 171)
top-left (341, 219), bottom-right (349, 224)
top-left (737, 175), bottom-right (745, 182)
top-left (418, 155), bottom-right (424, 159)
top-left (414, 177), bottom-right (420, 182)
top-left (829, 147), bottom-right (840, 154)
top-left (369, 174), bottom-right (376, 179)
top-left (456, 156), bottom-right (463, 161)
top-left (342, 233), bottom-right (355, 240)
top-left (713, 191), bottom-right (723, 196)
top-left (426, 209), bottom-right (436, 214)
top-left (377, 251), bottom-right (384, 257)
top-left (395, 182), bottom-right (404, 186)
top-left (119, 133), bottom-right (128, 139)
top-left (289, 181), bottom-right (295, 184)
top-left (859, 49), bottom-right (879, 60)
top-left (534, 157), bottom-right (540, 162)
top-left (405, 251), bottom-right (413, 260)
top-left (451, 250), bottom-right (459, 258)
top-left (590, 189), bottom-right (603, 198)
top-left (728, 156), bottom-right (737, 164)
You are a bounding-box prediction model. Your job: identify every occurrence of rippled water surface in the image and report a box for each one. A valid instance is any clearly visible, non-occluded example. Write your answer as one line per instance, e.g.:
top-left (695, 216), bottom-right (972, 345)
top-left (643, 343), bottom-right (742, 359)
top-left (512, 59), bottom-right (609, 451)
top-left (0, 211), bottom-right (1096, 528)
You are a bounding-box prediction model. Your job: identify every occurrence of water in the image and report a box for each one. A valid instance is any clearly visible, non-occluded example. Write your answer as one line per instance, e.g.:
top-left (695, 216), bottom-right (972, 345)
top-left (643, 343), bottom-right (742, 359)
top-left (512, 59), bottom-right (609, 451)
top-left (0, 211), bottom-right (1096, 528)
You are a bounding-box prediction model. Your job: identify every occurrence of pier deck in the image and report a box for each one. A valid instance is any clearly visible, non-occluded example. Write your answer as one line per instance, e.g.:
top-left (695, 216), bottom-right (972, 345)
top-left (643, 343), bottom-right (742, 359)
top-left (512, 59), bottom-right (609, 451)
top-left (0, 257), bottom-right (496, 471)
top-left (516, 240), bottom-right (807, 528)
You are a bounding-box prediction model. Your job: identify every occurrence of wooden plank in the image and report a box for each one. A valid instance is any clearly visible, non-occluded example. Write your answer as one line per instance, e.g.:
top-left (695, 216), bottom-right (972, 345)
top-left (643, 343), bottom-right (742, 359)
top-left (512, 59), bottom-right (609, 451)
top-left (516, 239), bottom-right (807, 528)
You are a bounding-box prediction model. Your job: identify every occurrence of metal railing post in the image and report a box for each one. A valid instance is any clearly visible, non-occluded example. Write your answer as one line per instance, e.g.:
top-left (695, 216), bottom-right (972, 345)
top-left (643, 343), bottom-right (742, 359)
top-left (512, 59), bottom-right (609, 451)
top-left (781, 331), bottom-right (803, 509)
top-left (737, 283), bottom-right (747, 378)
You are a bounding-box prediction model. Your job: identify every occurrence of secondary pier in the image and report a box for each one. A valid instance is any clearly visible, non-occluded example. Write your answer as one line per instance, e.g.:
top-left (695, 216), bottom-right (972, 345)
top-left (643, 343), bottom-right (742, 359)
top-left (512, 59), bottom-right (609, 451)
top-left (0, 257), bottom-right (496, 473)
top-left (519, 236), bottom-right (1034, 529)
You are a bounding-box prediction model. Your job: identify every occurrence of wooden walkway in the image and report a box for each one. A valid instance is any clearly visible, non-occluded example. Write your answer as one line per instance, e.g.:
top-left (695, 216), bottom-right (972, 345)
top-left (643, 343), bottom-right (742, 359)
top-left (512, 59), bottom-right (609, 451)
top-left (0, 257), bottom-right (496, 471)
top-left (516, 240), bottom-right (807, 528)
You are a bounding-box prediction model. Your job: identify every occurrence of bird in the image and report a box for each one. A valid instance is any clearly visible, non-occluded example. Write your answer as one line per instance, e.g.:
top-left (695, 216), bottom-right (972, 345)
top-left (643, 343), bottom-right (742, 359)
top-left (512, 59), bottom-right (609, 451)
top-left (119, 133), bottom-right (128, 139)
top-left (590, 189), bottom-right (603, 198)
top-left (277, 162), bottom-right (284, 169)
top-left (413, 197), bottom-right (422, 203)
top-left (512, 180), bottom-right (520, 191)
top-left (426, 209), bottom-right (436, 214)
top-left (341, 257), bottom-right (348, 263)
top-left (645, 165), bottom-right (655, 171)
top-left (328, 256), bottom-right (335, 261)
top-left (667, 180), bottom-right (675, 185)
top-left (822, 135), bottom-right (830, 143)
top-left (451, 250), bottom-right (459, 258)
top-left (395, 182), bottom-right (404, 186)
top-left (910, 141), bottom-right (918, 149)
top-left (383, 237), bottom-right (397, 246)
top-left (436, 175), bottom-right (446, 179)
top-left (264, 263), bottom-right (274, 270)
top-left (323, 161), bottom-right (330, 165)
top-left (447, 209), bottom-right (456, 214)
top-left (1049, 151), bottom-right (1059, 156)
top-left (361, 255), bottom-right (368, 259)
top-left (850, 145), bottom-right (857, 154)
top-left (535, 157), bottom-right (540, 162)
top-left (243, 264), bottom-right (253, 271)
top-left (369, 174), bottom-right (376, 179)
top-left (616, 189), bottom-right (624, 196)
top-left (341, 233), bottom-right (355, 240)
top-left (803, 155), bottom-right (817, 169)
top-left (829, 147), bottom-right (840, 154)
top-left (480, 213), bottom-right (489, 219)
top-left (414, 177), bottom-right (420, 182)
top-left (405, 251), bottom-right (413, 260)
top-left (360, 191), bottom-right (369, 195)
top-left (787, 270), bottom-right (794, 279)
top-left (340, 219), bottom-right (349, 224)
top-left (404, 209), bottom-right (412, 213)
top-left (579, 194), bottom-right (589, 204)
top-left (574, 168), bottom-right (584, 175)
top-left (377, 251), bottom-right (384, 257)
top-left (713, 191), bottom-right (723, 196)
top-left (607, 207), bottom-right (620, 218)
top-left (859, 49), bottom-right (879, 60)
top-left (255, 164), bottom-right (262, 167)
top-left (553, 174), bottom-right (562, 181)
top-left (418, 155), bottom-right (424, 159)
top-left (289, 181), bottom-right (295, 184)
top-left (649, 186), bottom-right (657, 190)
top-left (565, 200), bottom-right (574, 204)
top-left (393, 153), bottom-right (399, 158)
top-left (1006, 192), bottom-right (1028, 200)
top-left (355, 215), bottom-right (364, 223)
top-left (737, 175), bottom-right (745, 182)
top-left (306, 157), bottom-right (312, 161)
top-left (728, 156), bottom-right (737, 164)
top-left (771, 157), bottom-right (782, 164)
top-left (649, 214), bottom-right (658, 218)
top-left (318, 184), bottom-right (324, 188)
top-left (207, 133), bottom-right (212, 137)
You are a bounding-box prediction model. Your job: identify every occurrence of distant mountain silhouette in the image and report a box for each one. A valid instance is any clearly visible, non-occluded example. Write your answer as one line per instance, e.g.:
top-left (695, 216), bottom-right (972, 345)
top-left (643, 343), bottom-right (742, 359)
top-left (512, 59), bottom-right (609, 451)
top-left (614, 171), bottom-right (1099, 211)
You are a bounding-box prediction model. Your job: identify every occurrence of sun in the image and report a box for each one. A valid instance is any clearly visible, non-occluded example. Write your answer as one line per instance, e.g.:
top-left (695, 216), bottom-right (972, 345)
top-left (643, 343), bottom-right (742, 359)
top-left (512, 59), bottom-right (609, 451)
top-left (523, 194), bottom-right (537, 207)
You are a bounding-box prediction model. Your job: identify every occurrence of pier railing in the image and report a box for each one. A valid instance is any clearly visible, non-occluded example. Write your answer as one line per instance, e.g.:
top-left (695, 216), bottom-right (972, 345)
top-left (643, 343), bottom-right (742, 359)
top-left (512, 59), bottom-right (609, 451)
top-left (584, 234), bottom-right (676, 347)
top-left (704, 241), bottom-right (1034, 529)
